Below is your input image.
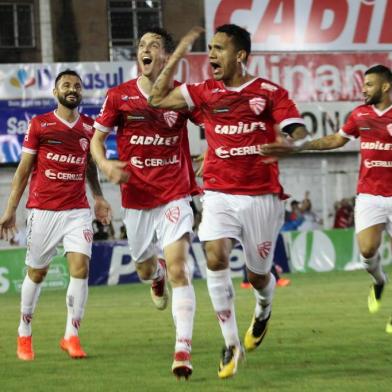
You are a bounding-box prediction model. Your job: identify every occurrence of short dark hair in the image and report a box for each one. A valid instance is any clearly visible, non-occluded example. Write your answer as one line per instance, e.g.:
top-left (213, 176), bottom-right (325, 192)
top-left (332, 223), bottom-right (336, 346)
top-left (139, 27), bottom-right (175, 54)
top-left (55, 69), bottom-right (82, 86)
top-left (365, 64), bottom-right (392, 83)
top-left (216, 24), bottom-right (251, 58)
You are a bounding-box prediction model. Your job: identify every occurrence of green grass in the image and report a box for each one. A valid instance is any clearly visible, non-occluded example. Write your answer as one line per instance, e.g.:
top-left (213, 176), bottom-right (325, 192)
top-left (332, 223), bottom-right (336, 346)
top-left (1, 268), bottom-right (392, 392)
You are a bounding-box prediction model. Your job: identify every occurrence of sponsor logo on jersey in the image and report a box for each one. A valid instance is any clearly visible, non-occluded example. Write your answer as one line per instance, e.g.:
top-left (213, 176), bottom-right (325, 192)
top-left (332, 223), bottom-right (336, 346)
top-left (359, 127), bottom-right (371, 131)
top-left (212, 107), bottom-right (230, 114)
top-left (82, 123), bottom-right (93, 132)
top-left (357, 112), bottom-right (370, 117)
top-left (211, 88), bottom-right (226, 93)
top-left (163, 111), bottom-right (178, 127)
top-left (83, 229), bottom-right (93, 243)
top-left (127, 114), bottom-right (146, 121)
top-left (260, 82), bottom-right (278, 92)
top-left (165, 206), bottom-right (180, 223)
top-left (79, 138), bottom-right (89, 152)
top-left (40, 122), bottom-right (57, 127)
top-left (215, 121), bottom-right (266, 135)
top-left (215, 145), bottom-right (263, 158)
top-left (361, 141), bottom-right (392, 151)
top-left (44, 169), bottom-right (84, 180)
top-left (257, 241), bottom-right (272, 259)
top-left (46, 152), bottom-right (86, 164)
top-left (121, 95), bottom-right (140, 101)
top-left (130, 155), bottom-right (180, 169)
top-left (249, 97), bottom-right (266, 115)
top-left (129, 134), bottom-right (179, 146)
top-left (364, 159), bottom-right (392, 168)
top-left (387, 123), bottom-right (392, 137)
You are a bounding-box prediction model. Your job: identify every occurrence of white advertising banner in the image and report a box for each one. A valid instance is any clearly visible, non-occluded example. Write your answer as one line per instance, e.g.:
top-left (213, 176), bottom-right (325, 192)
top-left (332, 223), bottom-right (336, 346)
top-left (204, 0), bottom-right (392, 51)
top-left (0, 61), bottom-right (137, 100)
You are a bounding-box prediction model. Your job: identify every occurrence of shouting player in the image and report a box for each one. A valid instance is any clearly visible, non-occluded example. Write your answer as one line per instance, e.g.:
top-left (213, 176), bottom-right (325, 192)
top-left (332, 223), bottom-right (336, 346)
top-left (91, 28), bottom-right (199, 379)
top-left (0, 70), bottom-right (111, 360)
top-left (149, 25), bottom-right (308, 378)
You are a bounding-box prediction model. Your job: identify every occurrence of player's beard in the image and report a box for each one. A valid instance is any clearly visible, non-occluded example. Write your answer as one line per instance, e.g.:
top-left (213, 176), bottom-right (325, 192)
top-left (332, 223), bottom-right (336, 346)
top-left (365, 89), bottom-right (382, 105)
top-left (58, 93), bottom-right (82, 109)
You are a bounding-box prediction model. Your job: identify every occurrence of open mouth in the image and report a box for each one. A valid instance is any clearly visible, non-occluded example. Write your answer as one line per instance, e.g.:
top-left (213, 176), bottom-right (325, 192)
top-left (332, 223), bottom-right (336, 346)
top-left (210, 62), bottom-right (222, 74)
top-left (142, 57), bottom-right (152, 65)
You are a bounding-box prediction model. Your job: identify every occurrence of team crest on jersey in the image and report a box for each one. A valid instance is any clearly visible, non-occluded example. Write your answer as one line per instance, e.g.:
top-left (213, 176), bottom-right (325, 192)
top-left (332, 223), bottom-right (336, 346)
top-left (249, 97), bottom-right (266, 115)
top-left (83, 229), bottom-right (93, 243)
top-left (79, 138), bottom-right (89, 151)
top-left (165, 206), bottom-right (180, 223)
top-left (257, 241), bottom-right (272, 259)
top-left (387, 123), bottom-right (392, 136)
top-left (163, 111), bottom-right (178, 127)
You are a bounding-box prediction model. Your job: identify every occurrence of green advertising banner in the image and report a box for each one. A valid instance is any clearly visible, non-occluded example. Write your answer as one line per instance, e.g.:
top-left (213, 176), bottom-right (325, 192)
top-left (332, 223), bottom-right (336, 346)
top-left (0, 247), bottom-right (69, 294)
top-left (283, 228), bottom-right (391, 273)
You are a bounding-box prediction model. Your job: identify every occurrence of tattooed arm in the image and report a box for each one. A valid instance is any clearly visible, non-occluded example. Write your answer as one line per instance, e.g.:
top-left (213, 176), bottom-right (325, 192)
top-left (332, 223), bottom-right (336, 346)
top-left (149, 26), bottom-right (204, 109)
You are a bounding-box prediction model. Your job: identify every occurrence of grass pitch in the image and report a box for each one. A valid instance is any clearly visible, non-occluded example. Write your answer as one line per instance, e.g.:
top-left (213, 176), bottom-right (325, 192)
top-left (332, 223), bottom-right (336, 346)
top-left (1, 268), bottom-right (392, 392)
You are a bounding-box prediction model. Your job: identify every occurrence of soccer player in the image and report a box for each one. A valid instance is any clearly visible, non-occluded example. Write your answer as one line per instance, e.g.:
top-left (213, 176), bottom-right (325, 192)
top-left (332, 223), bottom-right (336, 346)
top-left (0, 70), bottom-right (111, 360)
top-left (91, 28), bottom-right (199, 379)
top-left (148, 25), bottom-right (308, 378)
top-left (261, 64), bottom-right (392, 332)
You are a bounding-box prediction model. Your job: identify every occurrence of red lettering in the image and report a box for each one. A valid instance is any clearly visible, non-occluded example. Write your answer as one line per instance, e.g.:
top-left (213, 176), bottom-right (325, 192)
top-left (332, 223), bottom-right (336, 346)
top-left (379, 0), bottom-right (392, 43)
top-left (253, 0), bottom-right (295, 44)
top-left (305, 0), bottom-right (348, 43)
top-left (353, 1), bottom-right (374, 43)
top-left (213, 0), bottom-right (252, 31)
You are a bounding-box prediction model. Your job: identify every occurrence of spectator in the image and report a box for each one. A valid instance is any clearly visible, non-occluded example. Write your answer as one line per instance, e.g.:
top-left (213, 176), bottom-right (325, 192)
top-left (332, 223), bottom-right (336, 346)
top-left (333, 198), bottom-right (354, 228)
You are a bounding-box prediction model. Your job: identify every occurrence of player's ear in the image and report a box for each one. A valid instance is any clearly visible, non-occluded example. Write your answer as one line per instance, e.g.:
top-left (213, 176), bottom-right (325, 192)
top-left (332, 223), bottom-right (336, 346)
top-left (237, 49), bottom-right (247, 64)
top-left (382, 81), bottom-right (391, 93)
top-left (53, 87), bottom-right (58, 98)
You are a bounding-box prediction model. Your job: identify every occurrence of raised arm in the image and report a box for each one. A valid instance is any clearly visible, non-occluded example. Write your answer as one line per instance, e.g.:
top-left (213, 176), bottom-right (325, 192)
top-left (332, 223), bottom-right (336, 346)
top-left (0, 152), bottom-right (35, 241)
top-left (149, 26), bottom-right (204, 110)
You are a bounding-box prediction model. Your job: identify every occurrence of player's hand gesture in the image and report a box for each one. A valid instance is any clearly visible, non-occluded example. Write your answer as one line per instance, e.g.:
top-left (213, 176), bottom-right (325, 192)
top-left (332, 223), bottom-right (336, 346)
top-left (0, 209), bottom-right (17, 241)
top-left (100, 160), bottom-right (130, 184)
top-left (94, 197), bottom-right (112, 225)
top-left (174, 26), bottom-right (205, 59)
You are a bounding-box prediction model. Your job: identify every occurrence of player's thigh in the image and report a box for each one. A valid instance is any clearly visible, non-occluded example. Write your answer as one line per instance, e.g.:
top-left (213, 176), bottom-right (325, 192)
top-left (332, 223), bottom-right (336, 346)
top-left (355, 194), bottom-right (389, 234)
top-left (25, 209), bottom-right (64, 268)
top-left (198, 191), bottom-right (241, 243)
top-left (241, 195), bottom-right (284, 275)
top-left (158, 198), bottom-right (194, 250)
top-left (123, 208), bottom-right (156, 262)
top-left (63, 209), bottom-right (93, 259)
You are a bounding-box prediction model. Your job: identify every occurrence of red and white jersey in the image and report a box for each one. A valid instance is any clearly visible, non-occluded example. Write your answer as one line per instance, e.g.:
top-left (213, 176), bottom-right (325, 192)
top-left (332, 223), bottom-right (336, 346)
top-left (180, 77), bottom-right (304, 196)
top-left (22, 111), bottom-right (94, 210)
top-left (340, 104), bottom-right (392, 197)
top-left (94, 77), bottom-right (200, 209)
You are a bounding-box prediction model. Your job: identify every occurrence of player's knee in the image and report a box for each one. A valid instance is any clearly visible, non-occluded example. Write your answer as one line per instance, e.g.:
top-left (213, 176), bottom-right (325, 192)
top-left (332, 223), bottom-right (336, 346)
top-left (135, 261), bottom-right (155, 280)
top-left (28, 267), bottom-right (48, 283)
top-left (360, 245), bottom-right (379, 259)
top-left (69, 264), bottom-right (89, 279)
top-left (248, 271), bottom-right (269, 290)
top-left (166, 260), bottom-right (188, 285)
top-left (205, 244), bottom-right (229, 271)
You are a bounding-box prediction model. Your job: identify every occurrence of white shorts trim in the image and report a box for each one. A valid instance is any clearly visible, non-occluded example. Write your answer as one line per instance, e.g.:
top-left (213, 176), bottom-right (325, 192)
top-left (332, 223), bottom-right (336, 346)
top-left (355, 194), bottom-right (392, 235)
top-left (123, 197), bottom-right (194, 262)
top-left (199, 191), bottom-right (284, 274)
top-left (25, 208), bottom-right (93, 268)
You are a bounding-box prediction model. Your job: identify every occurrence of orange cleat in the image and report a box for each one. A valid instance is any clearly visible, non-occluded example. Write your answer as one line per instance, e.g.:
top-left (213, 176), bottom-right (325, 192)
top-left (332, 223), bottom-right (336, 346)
top-left (17, 336), bottom-right (35, 361)
top-left (240, 282), bottom-right (252, 289)
top-left (277, 278), bottom-right (291, 287)
top-left (60, 336), bottom-right (87, 359)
